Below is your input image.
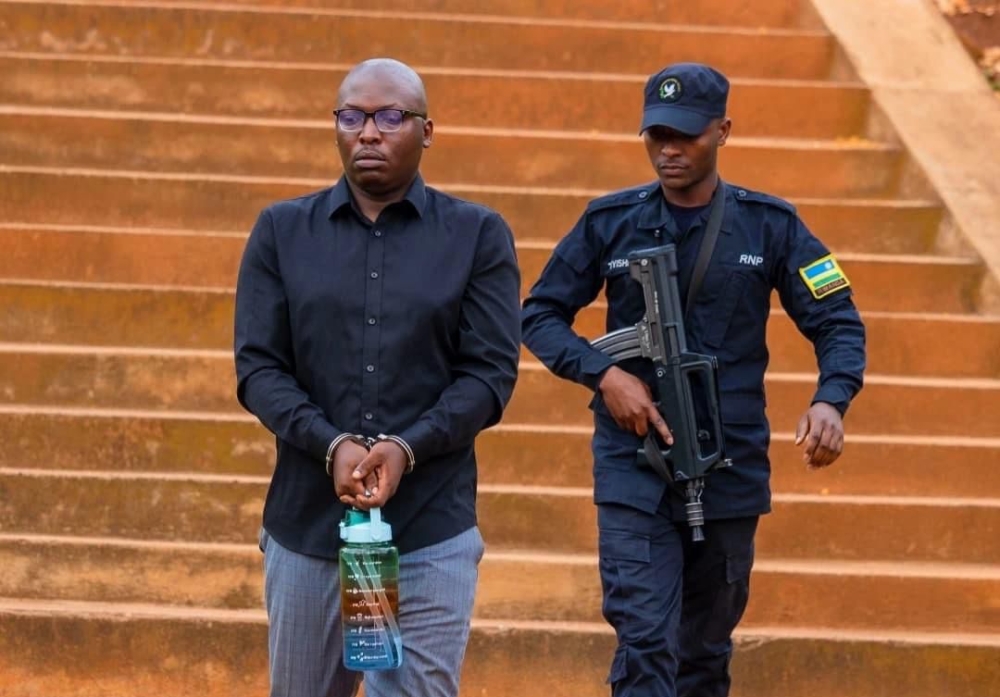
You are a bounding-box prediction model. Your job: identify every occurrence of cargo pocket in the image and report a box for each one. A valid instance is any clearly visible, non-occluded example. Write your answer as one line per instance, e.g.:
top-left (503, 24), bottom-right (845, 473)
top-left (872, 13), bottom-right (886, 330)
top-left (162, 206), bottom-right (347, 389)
top-left (726, 552), bottom-right (753, 585)
top-left (702, 552), bottom-right (754, 644)
top-left (606, 644), bottom-right (629, 685)
top-left (599, 529), bottom-right (651, 563)
top-left (703, 270), bottom-right (748, 348)
top-left (598, 528), bottom-right (652, 642)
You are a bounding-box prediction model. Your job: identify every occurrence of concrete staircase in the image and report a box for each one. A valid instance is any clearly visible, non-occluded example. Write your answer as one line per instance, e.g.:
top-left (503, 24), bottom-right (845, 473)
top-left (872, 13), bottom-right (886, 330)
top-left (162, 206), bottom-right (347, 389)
top-left (1, 1), bottom-right (999, 695)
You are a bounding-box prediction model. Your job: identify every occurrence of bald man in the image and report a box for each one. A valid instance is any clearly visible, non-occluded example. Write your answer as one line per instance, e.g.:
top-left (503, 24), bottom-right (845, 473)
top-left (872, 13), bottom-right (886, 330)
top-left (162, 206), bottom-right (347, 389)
top-left (235, 58), bottom-right (522, 696)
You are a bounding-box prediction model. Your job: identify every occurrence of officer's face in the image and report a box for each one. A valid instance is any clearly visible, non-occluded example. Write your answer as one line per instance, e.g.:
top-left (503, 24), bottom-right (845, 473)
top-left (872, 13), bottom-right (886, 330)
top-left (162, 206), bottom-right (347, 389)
top-left (642, 118), bottom-right (730, 194)
top-left (335, 71), bottom-right (433, 198)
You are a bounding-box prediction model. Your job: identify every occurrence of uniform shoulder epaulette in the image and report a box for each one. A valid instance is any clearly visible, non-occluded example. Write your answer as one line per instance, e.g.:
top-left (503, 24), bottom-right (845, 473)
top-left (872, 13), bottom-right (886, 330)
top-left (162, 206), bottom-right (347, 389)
top-left (729, 185), bottom-right (796, 215)
top-left (586, 182), bottom-right (659, 214)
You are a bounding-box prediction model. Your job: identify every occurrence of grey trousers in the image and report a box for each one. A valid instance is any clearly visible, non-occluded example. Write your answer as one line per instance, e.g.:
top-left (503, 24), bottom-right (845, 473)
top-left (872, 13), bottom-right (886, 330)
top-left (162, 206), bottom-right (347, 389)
top-left (261, 526), bottom-right (484, 697)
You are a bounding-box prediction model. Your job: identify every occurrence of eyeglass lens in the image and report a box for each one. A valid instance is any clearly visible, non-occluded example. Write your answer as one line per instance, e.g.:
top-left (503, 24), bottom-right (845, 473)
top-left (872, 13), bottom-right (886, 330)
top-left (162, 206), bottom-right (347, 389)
top-left (337, 109), bottom-right (406, 132)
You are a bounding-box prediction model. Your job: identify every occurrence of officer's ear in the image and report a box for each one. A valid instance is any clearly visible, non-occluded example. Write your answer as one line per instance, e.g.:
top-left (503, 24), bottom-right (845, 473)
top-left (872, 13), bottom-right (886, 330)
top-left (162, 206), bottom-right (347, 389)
top-left (716, 118), bottom-right (732, 147)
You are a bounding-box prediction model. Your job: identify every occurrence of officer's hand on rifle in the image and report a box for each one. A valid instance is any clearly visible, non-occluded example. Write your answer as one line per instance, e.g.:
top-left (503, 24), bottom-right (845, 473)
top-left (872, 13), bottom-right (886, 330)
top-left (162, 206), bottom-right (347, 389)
top-left (598, 366), bottom-right (674, 444)
top-left (794, 402), bottom-right (844, 469)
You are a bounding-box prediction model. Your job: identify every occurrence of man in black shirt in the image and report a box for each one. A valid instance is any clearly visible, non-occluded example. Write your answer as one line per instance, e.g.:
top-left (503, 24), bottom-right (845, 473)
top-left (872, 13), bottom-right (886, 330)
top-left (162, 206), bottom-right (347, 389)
top-left (234, 58), bottom-right (521, 697)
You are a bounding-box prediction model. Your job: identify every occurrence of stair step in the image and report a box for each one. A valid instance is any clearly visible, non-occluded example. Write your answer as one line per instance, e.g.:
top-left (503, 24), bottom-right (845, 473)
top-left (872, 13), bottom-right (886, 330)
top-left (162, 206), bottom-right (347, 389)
top-left (0, 281), bottom-right (239, 353)
top-left (1, 228), bottom-right (245, 288)
top-left (0, 598), bottom-right (997, 697)
top-left (1, 534), bottom-right (997, 633)
top-left (2, 277), bottom-right (997, 376)
top-left (0, 168), bottom-right (945, 252)
top-left (477, 484), bottom-right (1000, 563)
top-left (169, 0), bottom-right (813, 26)
top-left (0, 347), bottom-right (996, 438)
top-left (776, 309), bottom-right (1000, 378)
top-left (0, 228), bottom-right (982, 313)
top-left (511, 365), bottom-right (1000, 438)
top-left (0, 2), bottom-right (835, 78)
top-left (522, 246), bottom-right (983, 314)
top-left (3, 408), bottom-right (999, 498)
top-left (0, 469), bottom-right (996, 563)
top-left (0, 54), bottom-right (870, 139)
top-left (0, 108), bottom-right (903, 197)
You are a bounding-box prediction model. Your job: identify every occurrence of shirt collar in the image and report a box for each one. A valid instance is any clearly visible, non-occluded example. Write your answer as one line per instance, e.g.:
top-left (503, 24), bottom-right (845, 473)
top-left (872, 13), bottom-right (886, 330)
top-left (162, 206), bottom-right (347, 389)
top-left (636, 184), bottom-right (673, 232)
top-left (326, 173), bottom-right (428, 220)
top-left (636, 180), bottom-right (733, 235)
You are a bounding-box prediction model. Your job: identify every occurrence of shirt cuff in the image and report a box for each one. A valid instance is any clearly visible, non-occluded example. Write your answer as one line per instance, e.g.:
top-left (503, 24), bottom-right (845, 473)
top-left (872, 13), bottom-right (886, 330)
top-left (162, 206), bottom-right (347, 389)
top-left (310, 421), bottom-right (344, 462)
top-left (579, 350), bottom-right (617, 391)
top-left (812, 384), bottom-right (853, 416)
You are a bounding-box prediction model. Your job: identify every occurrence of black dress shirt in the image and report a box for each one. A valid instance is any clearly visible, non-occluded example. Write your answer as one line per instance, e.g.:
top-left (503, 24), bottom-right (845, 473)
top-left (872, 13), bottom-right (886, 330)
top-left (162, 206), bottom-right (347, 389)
top-left (235, 174), bottom-right (521, 557)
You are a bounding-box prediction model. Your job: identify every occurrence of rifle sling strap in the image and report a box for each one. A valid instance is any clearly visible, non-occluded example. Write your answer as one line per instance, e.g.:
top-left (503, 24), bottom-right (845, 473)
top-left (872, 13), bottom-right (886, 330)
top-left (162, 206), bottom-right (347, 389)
top-left (684, 181), bottom-right (727, 320)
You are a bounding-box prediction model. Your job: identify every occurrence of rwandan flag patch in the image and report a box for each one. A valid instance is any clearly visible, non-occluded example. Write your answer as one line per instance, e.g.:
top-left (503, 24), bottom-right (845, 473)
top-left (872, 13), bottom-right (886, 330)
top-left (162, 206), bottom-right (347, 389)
top-left (799, 254), bottom-right (851, 299)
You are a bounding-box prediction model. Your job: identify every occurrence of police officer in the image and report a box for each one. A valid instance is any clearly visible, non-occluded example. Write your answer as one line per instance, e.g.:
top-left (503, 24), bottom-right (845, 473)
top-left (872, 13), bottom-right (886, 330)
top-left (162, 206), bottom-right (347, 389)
top-left (521, 63), bottom-right (866, 697)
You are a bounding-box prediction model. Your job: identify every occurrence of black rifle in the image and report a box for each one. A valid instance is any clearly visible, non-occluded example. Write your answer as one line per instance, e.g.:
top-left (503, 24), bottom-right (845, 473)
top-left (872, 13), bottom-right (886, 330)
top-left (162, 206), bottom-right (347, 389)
top-left (591, 244), bottom-right (731, 541)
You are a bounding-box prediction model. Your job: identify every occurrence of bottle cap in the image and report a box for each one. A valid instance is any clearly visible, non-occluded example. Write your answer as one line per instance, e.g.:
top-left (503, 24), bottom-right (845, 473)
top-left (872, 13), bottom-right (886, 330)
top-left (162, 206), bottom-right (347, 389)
top-left (339, 506), bottom-right (393, 544)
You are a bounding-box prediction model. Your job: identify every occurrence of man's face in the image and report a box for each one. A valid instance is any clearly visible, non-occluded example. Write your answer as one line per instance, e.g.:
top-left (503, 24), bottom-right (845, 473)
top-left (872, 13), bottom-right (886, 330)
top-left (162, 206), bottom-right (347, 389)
top-left (335, 72), bottom-right (432, 197)
top-left (642, 118), bottom-right (730, 192)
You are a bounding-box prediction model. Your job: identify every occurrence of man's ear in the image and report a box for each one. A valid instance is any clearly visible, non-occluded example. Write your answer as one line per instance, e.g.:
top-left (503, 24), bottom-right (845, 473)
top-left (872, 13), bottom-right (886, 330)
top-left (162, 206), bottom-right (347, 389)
top-left (422, 118), bottom-right (434, 148)
top-left (717, 117), bottom-right (732, 147)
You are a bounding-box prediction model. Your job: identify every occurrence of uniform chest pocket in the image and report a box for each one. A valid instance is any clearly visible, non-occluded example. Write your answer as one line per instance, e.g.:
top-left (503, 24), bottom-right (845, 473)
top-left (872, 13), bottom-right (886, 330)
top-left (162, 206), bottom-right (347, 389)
top-left (602, 263), bottom-right (631, 282)
top-left (702, 269), bottom-right (749, 348)
top-left (604, 265), bottom-right (646, 320)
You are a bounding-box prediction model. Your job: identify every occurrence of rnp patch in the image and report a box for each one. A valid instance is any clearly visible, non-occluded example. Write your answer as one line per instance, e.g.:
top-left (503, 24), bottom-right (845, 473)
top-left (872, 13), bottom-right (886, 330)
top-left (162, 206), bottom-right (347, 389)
top-left (799, 254), bottom-right (851, 299)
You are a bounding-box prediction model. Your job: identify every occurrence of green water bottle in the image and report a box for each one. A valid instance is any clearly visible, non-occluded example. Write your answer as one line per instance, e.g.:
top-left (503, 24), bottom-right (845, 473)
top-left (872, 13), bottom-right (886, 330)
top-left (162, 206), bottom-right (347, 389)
top-left (339, 507), bottom-right (403, 670)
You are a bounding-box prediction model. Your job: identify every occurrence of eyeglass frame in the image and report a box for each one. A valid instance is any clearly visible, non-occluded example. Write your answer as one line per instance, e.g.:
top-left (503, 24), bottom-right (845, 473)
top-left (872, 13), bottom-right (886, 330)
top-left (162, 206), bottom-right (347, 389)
top-left (332, 107), bottom-right (428, 133)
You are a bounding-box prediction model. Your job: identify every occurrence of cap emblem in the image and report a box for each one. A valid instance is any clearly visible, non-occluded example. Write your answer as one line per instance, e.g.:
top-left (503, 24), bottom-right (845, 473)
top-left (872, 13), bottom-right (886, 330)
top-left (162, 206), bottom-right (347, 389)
top-left (659, 77), bottom-right (682, 102)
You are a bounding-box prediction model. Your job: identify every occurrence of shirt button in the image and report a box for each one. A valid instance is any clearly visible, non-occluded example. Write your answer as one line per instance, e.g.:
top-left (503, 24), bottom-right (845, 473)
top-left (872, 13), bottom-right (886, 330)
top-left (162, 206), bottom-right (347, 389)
top-left (638, 191), bottom-right (649, 199)
top-left (374, 230), bottom-right (382, 237)
top-left (366, 364), bottom-right (375, 373)
top-left (370, 271), bottom-right (379, 279)
top-left (368, 318), bottom-right (377, 325)
top-left (364, 412), bottom-right (373, 421)
top-left (737, 189), bottom-right (748, 198)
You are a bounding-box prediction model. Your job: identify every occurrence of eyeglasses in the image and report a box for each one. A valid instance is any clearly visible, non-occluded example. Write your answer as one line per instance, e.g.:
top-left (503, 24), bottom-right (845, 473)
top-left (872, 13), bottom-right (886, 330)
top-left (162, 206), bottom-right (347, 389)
top-left (333, 108), bottom-right (427, 133)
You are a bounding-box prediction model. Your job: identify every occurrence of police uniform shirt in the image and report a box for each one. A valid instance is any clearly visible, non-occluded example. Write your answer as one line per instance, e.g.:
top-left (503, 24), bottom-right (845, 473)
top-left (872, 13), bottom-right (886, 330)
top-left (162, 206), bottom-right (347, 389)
top-left (521, 181), bottom-right (866, 520)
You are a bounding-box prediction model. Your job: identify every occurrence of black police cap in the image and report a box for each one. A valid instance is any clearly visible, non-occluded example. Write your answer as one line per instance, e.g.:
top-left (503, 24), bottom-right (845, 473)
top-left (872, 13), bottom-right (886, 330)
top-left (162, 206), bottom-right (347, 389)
top-left (639, 63), bottom-right (729, 136)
